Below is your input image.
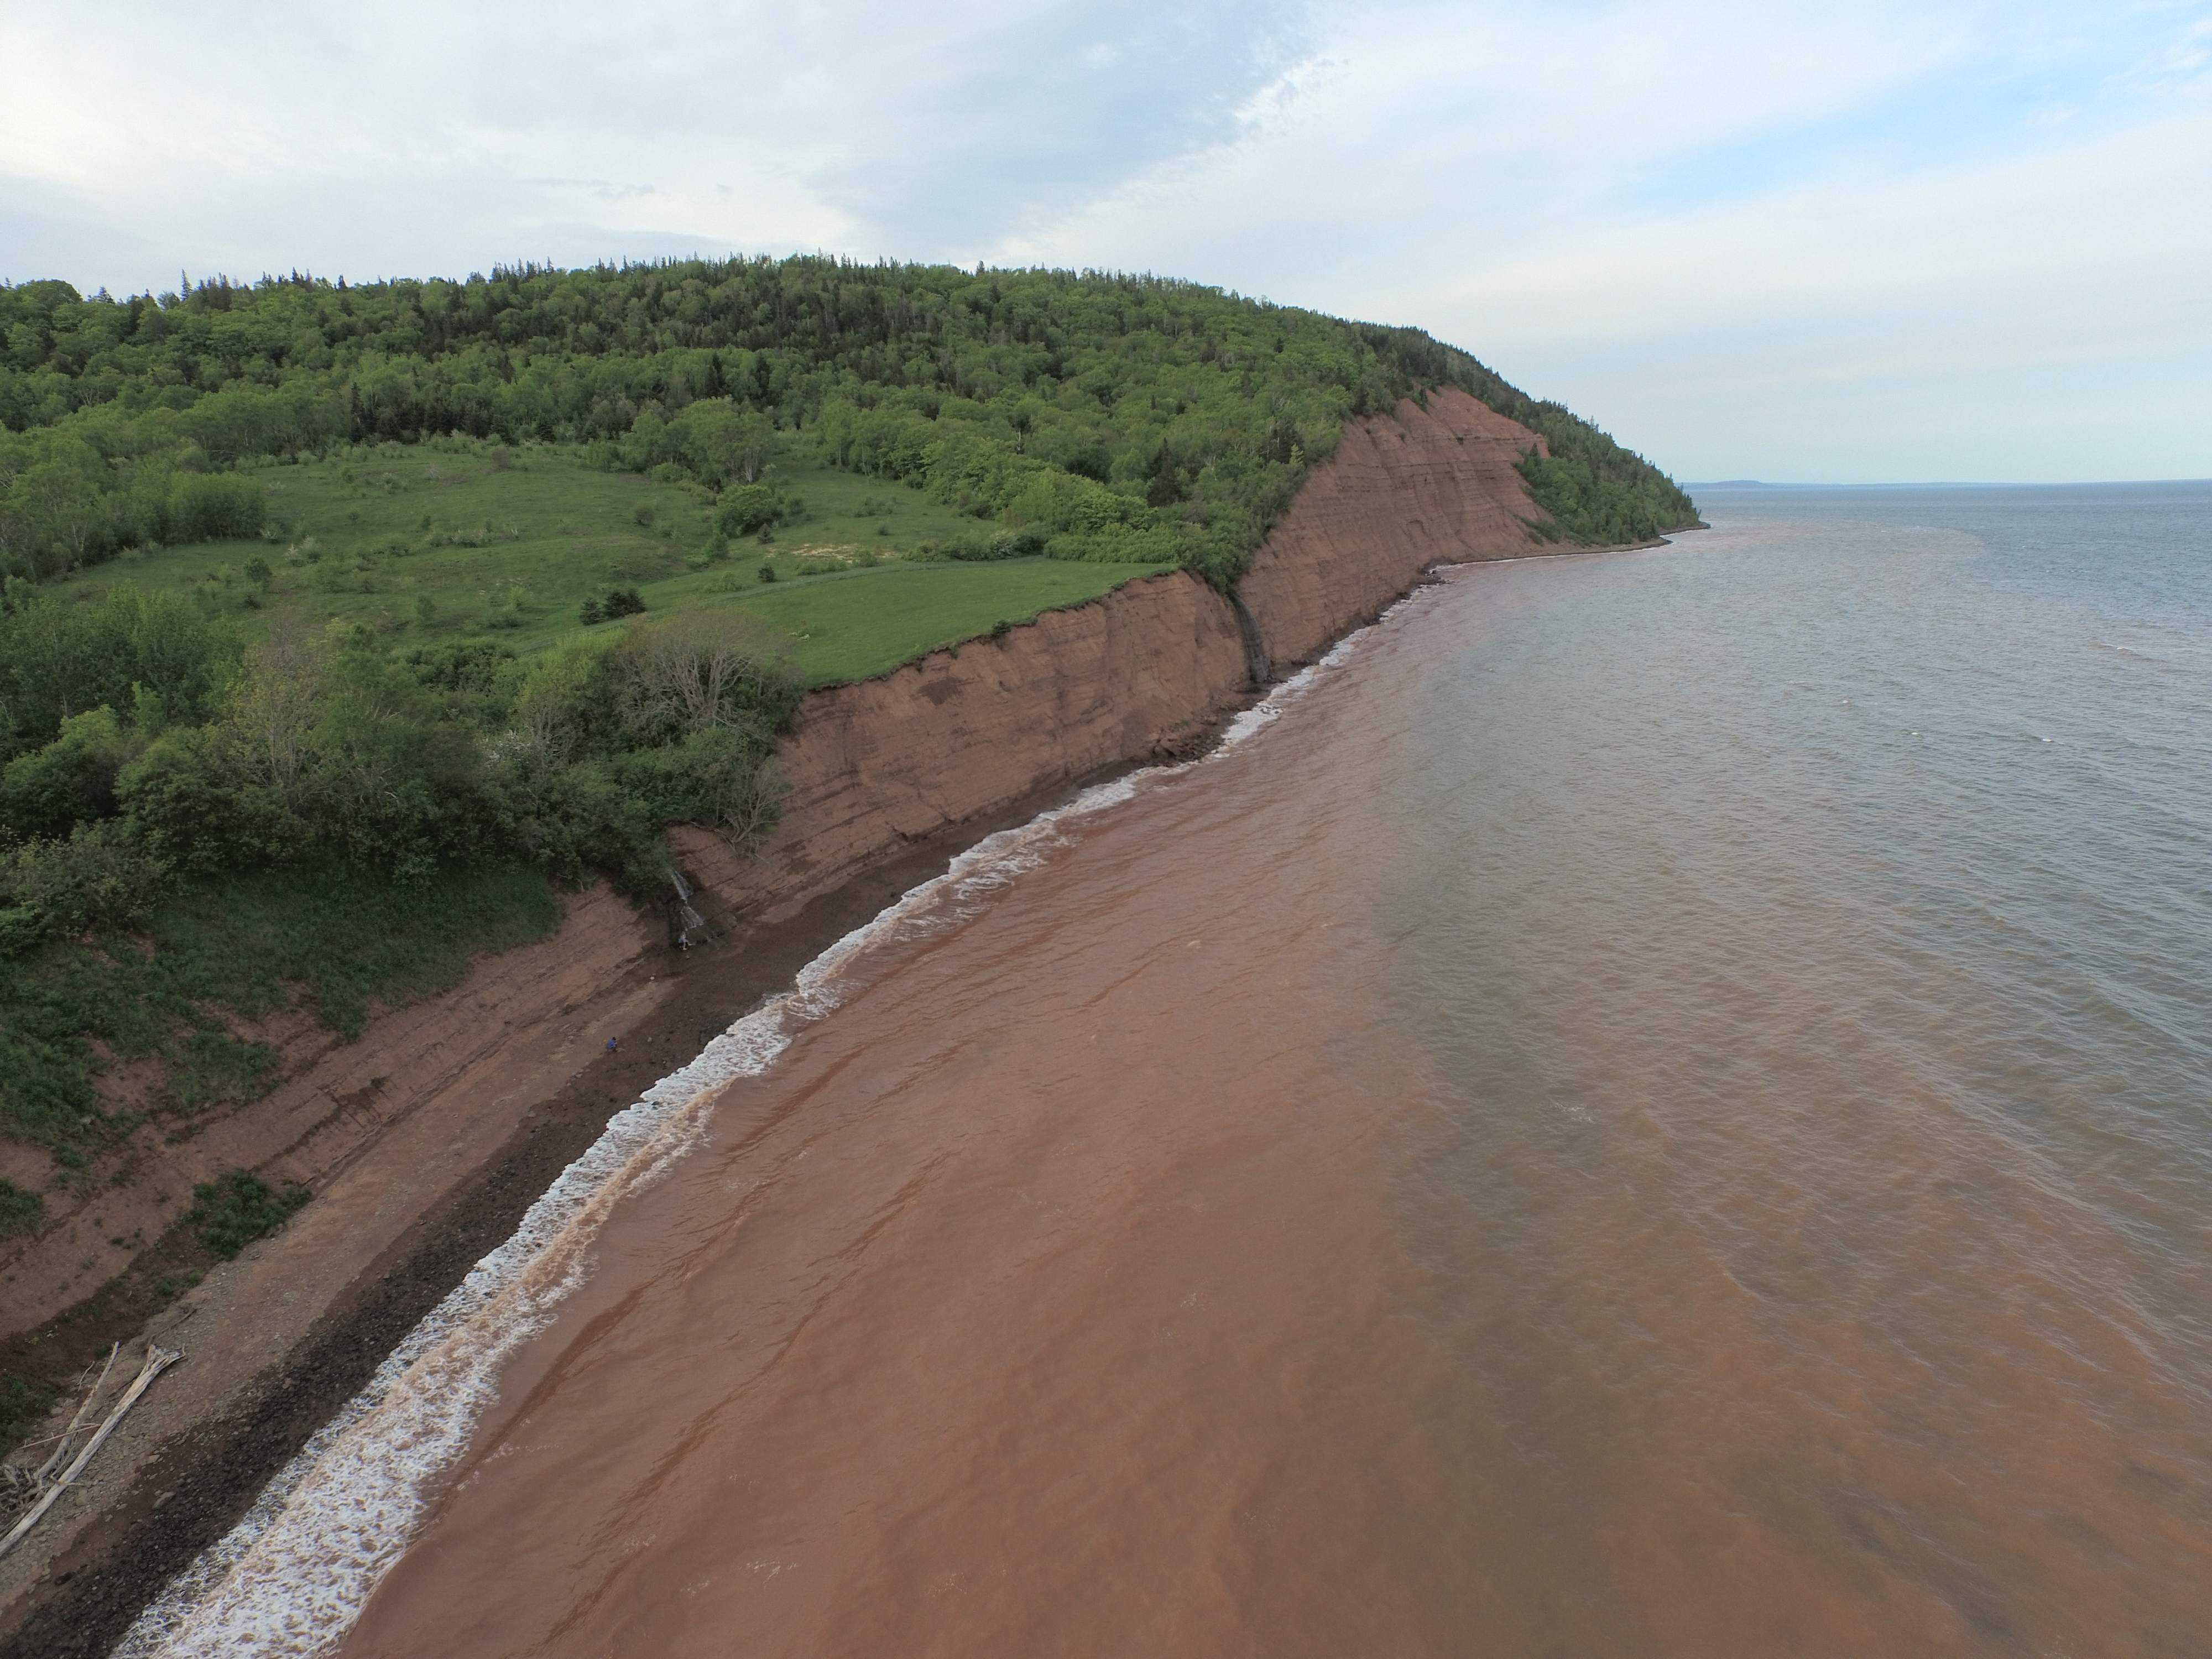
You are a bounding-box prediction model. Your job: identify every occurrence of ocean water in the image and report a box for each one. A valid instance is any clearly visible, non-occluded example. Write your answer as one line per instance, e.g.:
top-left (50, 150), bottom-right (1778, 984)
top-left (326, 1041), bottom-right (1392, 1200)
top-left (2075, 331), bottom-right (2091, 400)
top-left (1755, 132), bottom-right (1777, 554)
top-left (131, 482), bottom-right (2212, 1657)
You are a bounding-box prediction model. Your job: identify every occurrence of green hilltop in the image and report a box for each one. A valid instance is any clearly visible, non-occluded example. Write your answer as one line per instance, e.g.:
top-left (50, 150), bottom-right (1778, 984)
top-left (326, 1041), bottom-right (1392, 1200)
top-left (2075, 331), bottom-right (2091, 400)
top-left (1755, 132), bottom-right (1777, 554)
top-left (0, 258), bottom-right (1693, 590)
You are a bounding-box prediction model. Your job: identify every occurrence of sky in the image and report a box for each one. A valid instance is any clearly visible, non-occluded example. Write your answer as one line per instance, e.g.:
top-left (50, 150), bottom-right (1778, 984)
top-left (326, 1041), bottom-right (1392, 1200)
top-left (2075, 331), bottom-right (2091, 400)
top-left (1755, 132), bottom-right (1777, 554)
top-left (3, 0), bottom-right (2208, 483)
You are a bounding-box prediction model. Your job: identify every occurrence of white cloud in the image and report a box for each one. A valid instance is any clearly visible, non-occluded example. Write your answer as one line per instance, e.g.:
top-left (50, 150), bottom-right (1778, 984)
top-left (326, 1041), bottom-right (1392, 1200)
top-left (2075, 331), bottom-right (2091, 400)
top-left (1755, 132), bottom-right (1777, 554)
top-left (998, 0), bottom-right (2212, 480)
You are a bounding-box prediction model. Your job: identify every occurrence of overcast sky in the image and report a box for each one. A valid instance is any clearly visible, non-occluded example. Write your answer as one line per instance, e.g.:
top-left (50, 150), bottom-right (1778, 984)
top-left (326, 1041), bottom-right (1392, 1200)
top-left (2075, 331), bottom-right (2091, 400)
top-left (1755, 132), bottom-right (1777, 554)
top-left (4, 0), bottom-right (2207, 482)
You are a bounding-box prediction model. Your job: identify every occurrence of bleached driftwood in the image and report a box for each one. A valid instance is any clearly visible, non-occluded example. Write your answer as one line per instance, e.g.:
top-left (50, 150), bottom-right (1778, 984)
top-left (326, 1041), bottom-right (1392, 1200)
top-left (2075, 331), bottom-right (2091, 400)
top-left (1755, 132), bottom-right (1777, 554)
top-left (0, 1345), bottom-right (180, 1562)
top-left (25, 1343), bottom-right (122, 1489)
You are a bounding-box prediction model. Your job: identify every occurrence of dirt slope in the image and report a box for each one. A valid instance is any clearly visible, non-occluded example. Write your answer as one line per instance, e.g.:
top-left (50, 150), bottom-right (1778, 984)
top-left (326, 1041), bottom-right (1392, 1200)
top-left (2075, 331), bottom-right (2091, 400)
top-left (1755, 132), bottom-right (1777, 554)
top-left (0, 888), bottom-right (662, 1343)
top-left (1242, 386), bottom-right (1549, 671)
top-left (668, 565), bottom-right (1253, 917)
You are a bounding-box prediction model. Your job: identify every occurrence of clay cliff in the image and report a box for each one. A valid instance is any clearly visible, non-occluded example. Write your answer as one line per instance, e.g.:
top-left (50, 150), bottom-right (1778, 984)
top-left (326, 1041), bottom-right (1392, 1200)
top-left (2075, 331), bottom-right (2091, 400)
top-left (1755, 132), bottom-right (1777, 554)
top-left (676, 387), bottom-right (1551, 917)
top-left (667, 569), bottom-right (1250, 916)
top-left (1242, 386), bottom-right (1552, 671)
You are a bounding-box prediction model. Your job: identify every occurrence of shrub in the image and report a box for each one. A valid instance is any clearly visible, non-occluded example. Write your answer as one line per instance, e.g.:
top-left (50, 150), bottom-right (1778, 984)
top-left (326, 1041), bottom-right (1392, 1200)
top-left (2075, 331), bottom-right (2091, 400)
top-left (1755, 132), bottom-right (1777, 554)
top-left (117, 727), bottom-right (305, 874)
top-left (0, 821), bottom-right (169, 950)
top-left (168, 472), bottom-right (267, 543)
top-left (186, 1167), bottom-right (310, 1259)
top-left (608, 611), bottom-right (801, 745)
top-left (716, 483), bottom-right (781, 536)
top-left (613, 725), bottom-right (788, 853)
top-left (0, 707), bottom-right (139, 841)
top-left (987, 529), bottom-right (1045, 560)
top-left (0, 1177), bottom-right (41, 1237)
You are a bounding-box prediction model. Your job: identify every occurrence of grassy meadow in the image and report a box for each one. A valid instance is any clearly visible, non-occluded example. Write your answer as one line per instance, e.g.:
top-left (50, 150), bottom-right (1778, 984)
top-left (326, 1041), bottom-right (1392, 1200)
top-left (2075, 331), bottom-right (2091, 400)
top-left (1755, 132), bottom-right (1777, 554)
top-left (48, 439), bottom-right (1159, 685)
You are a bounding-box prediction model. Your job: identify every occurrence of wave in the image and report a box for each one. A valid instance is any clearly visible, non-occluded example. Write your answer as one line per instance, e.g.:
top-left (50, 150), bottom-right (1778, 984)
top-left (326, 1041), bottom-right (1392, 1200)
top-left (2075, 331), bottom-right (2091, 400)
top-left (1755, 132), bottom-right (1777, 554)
top-left (114, 622), bottom-right (1379, 1657)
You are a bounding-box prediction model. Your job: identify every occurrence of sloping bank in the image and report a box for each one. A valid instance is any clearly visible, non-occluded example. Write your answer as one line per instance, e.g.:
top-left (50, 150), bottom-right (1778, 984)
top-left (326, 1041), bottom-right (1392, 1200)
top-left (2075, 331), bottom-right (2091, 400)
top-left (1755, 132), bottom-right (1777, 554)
top-left (0, 387), bottom-right (1577, 1654)
top-left (671, 388), bottom-right (1554, 915)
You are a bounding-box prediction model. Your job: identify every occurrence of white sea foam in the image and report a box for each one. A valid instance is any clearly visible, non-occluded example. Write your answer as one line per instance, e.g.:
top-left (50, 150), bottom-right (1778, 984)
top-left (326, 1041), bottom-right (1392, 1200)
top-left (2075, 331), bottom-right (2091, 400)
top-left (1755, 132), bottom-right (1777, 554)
top-left (115, 629), bottom-right (1370, 1659)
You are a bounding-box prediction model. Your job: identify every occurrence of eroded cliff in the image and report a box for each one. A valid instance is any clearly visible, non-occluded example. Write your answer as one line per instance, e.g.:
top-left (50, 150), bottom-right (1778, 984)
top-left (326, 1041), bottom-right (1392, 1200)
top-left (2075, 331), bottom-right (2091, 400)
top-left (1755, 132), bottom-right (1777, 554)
top-left (1241, 386), bottom-right (1550, 671)
top-left (676, 388), bottom-right (1551, 916)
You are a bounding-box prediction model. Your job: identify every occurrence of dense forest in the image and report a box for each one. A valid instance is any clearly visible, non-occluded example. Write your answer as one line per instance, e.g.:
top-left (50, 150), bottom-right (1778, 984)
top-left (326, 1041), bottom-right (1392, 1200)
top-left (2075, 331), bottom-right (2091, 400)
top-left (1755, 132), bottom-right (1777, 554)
top-left (0, 258), bottom-right (1695, 596)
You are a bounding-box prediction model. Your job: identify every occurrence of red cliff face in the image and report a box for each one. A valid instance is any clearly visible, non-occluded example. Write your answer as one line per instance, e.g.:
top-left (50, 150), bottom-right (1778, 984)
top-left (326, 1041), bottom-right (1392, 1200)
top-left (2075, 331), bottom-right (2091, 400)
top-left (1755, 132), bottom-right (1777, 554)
top-left (1241, 386), bottom-right (1548, 672)
top-left (668, 568), bottom-right (1251, 914)
top-left (676, 386), bottom-right (1550, 916)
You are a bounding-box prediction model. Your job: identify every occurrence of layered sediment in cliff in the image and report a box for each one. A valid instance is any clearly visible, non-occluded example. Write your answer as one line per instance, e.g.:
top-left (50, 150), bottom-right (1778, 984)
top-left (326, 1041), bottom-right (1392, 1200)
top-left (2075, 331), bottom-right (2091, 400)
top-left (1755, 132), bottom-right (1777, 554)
top-left (668, 567), bottom-right (1252, 915)
top-left (1241, 385), bottom-right (1550, 671)
top-left (676, 387), bottom-right (1550, 917)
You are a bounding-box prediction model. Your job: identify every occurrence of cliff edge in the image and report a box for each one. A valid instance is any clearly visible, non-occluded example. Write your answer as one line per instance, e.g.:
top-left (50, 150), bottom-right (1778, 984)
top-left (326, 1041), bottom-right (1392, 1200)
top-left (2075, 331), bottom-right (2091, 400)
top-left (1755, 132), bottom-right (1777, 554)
top-left (1243, 386), bottom-right (1552, 671)
top-left (671, 388), bottom-right (1552, 918)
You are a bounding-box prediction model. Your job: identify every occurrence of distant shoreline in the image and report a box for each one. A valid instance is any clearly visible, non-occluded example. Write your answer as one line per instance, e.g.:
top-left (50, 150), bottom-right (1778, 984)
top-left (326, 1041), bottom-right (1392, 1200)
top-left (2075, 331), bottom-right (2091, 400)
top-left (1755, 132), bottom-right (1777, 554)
top-left (1686, 477), bottom-right (2212, 491)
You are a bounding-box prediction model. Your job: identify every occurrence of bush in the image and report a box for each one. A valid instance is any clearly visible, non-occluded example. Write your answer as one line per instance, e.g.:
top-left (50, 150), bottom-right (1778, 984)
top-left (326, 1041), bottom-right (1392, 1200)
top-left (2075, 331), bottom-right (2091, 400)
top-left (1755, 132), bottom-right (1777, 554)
top-left (168, 472), bottom-right (267, 543)
top-left (987, 529), bottom-right (1045, 560)
top-left (0, 707), bottom-right (138, 841)
top-left (615, 724), bottom-right (788, 849)
top-left (716, 484), bottom-right (782, 536)
top-left (186, 1167), bottom-right (310, 1259)
top-left (0, 1177), bottom-right (41, 1237)
top-left (0, 821), bottom-right (169, 951)
top-left (298, 651), bottom-right (498, 881)
top-left (118, 727), bottom-right (306, 874)
top-left (1045, 527), bottom-right (1187, 565)
top-left (608, 611), bottom-right (800, 743)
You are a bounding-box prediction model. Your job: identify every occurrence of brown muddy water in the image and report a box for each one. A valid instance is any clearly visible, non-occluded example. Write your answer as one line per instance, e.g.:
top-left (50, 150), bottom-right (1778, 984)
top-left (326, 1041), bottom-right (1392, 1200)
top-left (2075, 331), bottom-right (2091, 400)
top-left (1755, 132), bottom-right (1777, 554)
top-left (131, 483), bottom-right (2212, 1657)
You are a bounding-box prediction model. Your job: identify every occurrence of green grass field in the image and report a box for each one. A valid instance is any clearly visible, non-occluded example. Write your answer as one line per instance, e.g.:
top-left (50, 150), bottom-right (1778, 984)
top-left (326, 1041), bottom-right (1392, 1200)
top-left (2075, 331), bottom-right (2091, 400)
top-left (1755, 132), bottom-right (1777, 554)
top-left (722, 561), bottom-right (1162, 685)
top-left (52, 441), bottom-right (1158, 683)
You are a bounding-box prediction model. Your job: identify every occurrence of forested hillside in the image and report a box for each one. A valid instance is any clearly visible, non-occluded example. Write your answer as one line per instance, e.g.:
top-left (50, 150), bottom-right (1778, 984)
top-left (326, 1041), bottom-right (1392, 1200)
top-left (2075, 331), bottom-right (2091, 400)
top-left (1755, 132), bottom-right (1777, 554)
top-left (0, 259), bottom-right (1695, 595)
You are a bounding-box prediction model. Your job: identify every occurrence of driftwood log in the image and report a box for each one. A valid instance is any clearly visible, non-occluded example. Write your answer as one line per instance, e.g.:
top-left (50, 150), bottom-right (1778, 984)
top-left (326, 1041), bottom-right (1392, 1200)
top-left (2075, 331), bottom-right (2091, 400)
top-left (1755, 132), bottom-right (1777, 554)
top-left (0, 1345), bottom-right (181, 1562)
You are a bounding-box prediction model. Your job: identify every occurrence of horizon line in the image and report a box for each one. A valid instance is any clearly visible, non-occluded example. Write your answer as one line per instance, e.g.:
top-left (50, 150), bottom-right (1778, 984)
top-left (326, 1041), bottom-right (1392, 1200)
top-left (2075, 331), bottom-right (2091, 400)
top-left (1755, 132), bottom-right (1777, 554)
top-left (1685, 478), bottom-right (2212, 491)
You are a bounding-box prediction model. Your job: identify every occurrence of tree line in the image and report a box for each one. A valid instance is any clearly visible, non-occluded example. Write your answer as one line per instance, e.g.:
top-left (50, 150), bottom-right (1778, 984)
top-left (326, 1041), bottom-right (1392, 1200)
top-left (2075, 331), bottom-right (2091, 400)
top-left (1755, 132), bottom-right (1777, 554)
top-left (1, 260), bottom-right (1698, 592)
